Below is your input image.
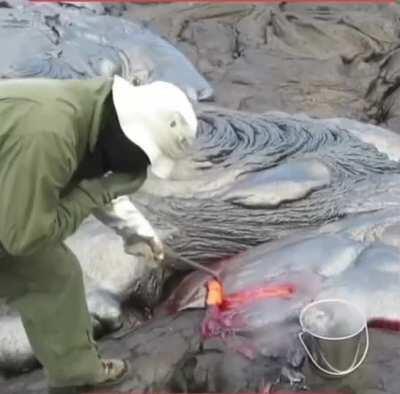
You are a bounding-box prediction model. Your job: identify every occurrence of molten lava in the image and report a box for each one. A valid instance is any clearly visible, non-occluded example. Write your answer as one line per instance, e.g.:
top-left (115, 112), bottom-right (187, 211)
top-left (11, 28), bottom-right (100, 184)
top-left (219, 283), bottom-right (295, 311)
top-left (206, 280), bottom-right (295, 311)
top-left (203, 281), bottom-right (296, 340)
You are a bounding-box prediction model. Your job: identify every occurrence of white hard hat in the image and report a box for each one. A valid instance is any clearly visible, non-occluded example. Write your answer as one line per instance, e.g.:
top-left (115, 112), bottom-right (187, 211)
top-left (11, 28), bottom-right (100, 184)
top-left (111, 75), bottom-right (198, 179)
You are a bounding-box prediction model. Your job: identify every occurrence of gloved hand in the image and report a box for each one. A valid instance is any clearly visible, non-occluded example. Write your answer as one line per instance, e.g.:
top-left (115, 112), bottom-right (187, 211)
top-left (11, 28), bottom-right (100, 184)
top-left (100, 172), bottom-right (146, 200)
top-left (124, 225), bottom-right (164, 264)
top-left (94, 196), bottom-right (164, 264)
top-left (124, 239), bottom-right (164, 267)
top-left (138, 232), bottom-right (164, 263)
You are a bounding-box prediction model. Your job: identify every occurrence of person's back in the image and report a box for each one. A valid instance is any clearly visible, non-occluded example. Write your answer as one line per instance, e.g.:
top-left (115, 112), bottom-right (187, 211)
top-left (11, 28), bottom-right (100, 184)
top-left (0, 77), bottom-right (112, 155)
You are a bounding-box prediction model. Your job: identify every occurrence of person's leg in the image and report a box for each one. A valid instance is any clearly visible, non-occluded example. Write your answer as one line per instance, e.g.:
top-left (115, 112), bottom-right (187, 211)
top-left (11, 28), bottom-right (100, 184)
top-left (0, 243), bottom-right (103, 387)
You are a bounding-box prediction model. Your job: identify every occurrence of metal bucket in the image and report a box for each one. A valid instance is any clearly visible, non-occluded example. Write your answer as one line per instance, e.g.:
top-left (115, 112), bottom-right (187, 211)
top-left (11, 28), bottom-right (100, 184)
top-left (299, 299), bottom-right (369, 377)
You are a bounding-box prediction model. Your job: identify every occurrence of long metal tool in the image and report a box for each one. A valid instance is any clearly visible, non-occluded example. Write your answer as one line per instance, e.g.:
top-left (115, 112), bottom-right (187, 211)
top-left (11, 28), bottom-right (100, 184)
top-left (164, 245), bottom-right (221, 281)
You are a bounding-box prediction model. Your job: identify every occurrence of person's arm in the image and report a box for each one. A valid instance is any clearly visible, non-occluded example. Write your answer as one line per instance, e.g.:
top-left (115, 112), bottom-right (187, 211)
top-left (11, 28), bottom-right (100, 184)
top-left (0, 132), bottom-right (114, 256)
top-left (93, 196), bottom-right (164, 262)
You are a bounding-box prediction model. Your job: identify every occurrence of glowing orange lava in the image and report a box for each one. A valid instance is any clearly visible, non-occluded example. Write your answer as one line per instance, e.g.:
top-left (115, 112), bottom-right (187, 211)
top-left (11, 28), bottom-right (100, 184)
top-left (219, 283), bottom-right (295, 310)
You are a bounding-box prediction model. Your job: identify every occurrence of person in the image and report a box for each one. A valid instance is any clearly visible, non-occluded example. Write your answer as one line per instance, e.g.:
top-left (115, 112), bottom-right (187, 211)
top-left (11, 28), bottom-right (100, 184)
top-left (0, 75), bottom-right (197, 391)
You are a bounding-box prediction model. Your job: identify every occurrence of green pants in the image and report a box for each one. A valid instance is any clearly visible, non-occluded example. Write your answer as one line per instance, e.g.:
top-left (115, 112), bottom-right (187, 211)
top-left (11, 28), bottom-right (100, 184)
top-left (0, 243), bottom-right (103, 387)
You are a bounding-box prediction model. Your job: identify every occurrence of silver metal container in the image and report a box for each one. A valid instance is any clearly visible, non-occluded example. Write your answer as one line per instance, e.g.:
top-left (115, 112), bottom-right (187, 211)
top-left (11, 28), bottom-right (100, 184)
top-left (299, 299), bottom-right (369, 377)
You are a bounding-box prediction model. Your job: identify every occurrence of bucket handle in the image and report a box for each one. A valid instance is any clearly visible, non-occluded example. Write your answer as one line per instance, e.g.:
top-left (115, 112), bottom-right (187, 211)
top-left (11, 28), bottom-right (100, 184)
top-left (298, 327), bottom-right (369, 377)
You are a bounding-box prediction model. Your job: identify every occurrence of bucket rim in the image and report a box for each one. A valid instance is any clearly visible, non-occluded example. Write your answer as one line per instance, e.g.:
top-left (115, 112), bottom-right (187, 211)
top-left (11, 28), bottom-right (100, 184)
top-left (299, 298), bottom-right (367, 341)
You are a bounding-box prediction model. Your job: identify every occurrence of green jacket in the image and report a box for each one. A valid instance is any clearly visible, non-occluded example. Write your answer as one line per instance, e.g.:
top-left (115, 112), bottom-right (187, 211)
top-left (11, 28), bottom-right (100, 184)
top-left (0, 78), bottom-right (137, 256)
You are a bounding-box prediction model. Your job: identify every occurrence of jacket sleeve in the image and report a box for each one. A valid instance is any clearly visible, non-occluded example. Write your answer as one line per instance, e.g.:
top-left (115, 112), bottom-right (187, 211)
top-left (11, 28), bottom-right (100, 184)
top-left (0, 132), bottom-right (113, 256)
top-left (93, 196), bottom-right (157, 241)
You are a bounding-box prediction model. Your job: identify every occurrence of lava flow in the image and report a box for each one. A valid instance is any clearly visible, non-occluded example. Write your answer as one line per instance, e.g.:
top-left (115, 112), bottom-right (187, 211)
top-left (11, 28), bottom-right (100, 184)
top-left (202, 280), bottom-right (297, 352)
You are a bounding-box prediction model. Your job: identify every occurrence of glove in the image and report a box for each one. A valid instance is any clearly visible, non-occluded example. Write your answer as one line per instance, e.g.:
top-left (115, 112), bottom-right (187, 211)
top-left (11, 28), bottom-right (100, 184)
top-left (100, 172), bottom-right (146, 200)
top-left (93, 196), bottom-right (164, 264)
top-left (122, 210), bottom-right (165, 263)
top-left (138, 231), bottom-right (164, 263)
top-left (124, 232), bottom-right (164, 264)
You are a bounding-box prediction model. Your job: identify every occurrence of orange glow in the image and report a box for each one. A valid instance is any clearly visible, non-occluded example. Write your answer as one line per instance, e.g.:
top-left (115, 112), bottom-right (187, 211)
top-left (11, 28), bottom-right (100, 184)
top-left (220, 283), bottom-right (295, 310)
top-left (206, 280), bottom-right (224, 306)
top-left (207, 280), bottom-right (295, 309)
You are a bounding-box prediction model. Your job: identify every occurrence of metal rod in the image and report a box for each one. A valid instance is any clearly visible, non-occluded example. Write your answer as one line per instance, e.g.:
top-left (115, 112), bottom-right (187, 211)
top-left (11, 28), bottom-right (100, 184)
top-left (164, 245), bottom-right (220, 280)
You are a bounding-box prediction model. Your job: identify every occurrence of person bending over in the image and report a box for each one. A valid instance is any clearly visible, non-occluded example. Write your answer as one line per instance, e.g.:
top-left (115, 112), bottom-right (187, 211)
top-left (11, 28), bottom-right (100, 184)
top-left (0, 75), bottom-right (197, 391)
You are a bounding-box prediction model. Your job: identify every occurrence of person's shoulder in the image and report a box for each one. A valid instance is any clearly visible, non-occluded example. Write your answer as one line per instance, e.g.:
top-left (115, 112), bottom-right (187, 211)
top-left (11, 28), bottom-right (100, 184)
top-left (0, 77), bottom-right (112, 142)
top-left (15, 127), bottom-right (72, 152)
top-left (6, 106), bottom-right (76, 159)
top-left (0, 77), bottom-right (112, 104)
